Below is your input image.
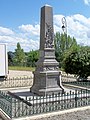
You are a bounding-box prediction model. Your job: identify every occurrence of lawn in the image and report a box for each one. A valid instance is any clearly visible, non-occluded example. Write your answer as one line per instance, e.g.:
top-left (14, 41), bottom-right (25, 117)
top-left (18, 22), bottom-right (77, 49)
top-left (9, 66), bottom-right (35, 71)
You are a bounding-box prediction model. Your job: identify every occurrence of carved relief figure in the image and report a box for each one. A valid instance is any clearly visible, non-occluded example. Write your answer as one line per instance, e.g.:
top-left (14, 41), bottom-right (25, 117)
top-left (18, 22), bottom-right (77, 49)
top-left (45, 23), bottom-right (54, 48)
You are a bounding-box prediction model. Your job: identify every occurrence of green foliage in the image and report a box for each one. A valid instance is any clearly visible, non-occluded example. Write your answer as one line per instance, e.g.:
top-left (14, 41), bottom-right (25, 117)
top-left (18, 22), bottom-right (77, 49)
top-left (63, 46), bottom-right (90, 80)
top-left (13, 42), bottom-right (25, 66)
top-left (8, 51), bottom-right (15, 66)
top-left (8, 42), bottom-right (39, 67)
top-left (27, 50), bottom-right (39, 67)
top-left (54, 32), bottom-right (78, 68)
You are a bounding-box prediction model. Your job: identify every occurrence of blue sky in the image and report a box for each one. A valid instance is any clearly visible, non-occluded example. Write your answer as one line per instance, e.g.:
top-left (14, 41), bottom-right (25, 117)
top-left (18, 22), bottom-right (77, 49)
top-left (0, 0), bottom-right (90, 51)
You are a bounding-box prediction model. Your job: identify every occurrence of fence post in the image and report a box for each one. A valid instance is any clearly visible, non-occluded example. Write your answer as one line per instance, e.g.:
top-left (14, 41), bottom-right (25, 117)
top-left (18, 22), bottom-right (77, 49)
top-left (25, 96), bottom-right (28, 115)
top-left (11, 96), bottom-right (13, 119)
top-left (86, 89), bottom-right (87, 99)
top-left (75, 90), bottom-right (78, 108)
top-left (86, 89), bottom-right (87, 105)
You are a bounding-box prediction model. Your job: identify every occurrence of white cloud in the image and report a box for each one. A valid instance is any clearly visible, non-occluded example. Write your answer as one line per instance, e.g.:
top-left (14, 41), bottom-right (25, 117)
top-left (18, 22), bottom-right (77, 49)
top-left (0, 25), bottom-right (40, 52)
top-left (19, 24), bottom-right (40, 36)
top-left (83, 0), bottom-right (90, 5)
top-left (0, 27), bottom-right (14, 35)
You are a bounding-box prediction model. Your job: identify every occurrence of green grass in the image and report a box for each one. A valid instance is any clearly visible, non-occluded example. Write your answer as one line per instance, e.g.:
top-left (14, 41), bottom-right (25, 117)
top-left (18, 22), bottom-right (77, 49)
top-left (9, 66), bottom-right (35, 71)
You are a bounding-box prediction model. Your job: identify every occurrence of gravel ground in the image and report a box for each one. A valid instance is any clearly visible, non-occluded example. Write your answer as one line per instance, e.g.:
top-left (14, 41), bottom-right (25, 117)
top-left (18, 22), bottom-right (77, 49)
top-left (8, 70), bottom-right (33, 78)
top-left (36, 109), bottom-right (90, 120)
top-left (35, 109), bottom-right (90, 120)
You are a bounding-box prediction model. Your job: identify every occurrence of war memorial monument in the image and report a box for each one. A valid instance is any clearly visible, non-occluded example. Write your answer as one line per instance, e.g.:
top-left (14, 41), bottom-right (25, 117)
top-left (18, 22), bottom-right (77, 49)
top-left (31, 5), bottom-right (64, 95)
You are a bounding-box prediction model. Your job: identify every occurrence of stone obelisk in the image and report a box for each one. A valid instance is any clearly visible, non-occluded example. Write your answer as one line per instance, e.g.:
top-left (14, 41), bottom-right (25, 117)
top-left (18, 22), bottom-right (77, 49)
top-left (31, 5), bottom-right (64, 95)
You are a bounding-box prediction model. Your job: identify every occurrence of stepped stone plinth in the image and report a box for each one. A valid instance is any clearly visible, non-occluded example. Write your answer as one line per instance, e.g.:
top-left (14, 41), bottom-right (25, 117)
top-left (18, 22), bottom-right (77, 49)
top-left (31, 5), bottom-right (64, 95)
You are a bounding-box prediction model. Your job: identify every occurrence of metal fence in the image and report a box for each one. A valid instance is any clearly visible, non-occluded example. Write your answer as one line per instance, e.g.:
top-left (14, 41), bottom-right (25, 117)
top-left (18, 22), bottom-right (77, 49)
top-left (0, 76), bottom-right (33, 88)
top-left (0, 74), bottom-right (76, 89)
top-left (62, 75), bottom-right (90, 89)
top-left (61, 74), bottom-right (76, 82)
top-left (0, 89), bottom-right (90, 119)
top-left (0, 91), bottom-right (12, 118)
top-left (0, 74), bottom-right (90, 90)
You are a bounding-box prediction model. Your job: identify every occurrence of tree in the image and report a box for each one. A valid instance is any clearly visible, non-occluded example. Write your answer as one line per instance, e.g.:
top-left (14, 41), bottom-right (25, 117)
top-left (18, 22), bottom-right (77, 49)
top-left (54, 32), bottom-right (63, 67)
top-left (8, 51), bottom-right (15, 66)
top-left (63, 46), bottom-right (90, 81)
top-left (27, 50), bottom-right (39, 67)
top-left (14, 42), bottom-right (25, 66)
top-left (54, 32), bottom-right (78, 68)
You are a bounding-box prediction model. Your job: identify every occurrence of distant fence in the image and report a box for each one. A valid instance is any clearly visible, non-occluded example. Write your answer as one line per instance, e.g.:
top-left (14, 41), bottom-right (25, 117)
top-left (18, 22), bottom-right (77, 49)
top-left (62, 75), bottom-right (90, 89)
top-left (63, 81), bottom-right (90, 89)
top-left (0, 89), bottom-right (90, 119)
top-left (0, 74), bottom-right (76, 89)
top-left (61, 74), bottom-right (76, 82)
top-left (0, 76), bottom-right (33, 88)
top-left (0, 74), bottom-right (90, 89)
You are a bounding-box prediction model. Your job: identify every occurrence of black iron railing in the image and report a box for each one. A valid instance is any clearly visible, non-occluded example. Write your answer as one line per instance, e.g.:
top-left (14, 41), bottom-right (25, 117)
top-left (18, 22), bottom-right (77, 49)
top-left (0, 89), bottom-right (90, 118)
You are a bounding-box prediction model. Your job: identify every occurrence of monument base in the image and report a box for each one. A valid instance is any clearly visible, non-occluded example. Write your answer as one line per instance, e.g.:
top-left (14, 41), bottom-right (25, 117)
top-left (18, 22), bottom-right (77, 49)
top-left (31, 87), bottom-right (64, 96)
top-left (31, 71), bottom-right (64, 96)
